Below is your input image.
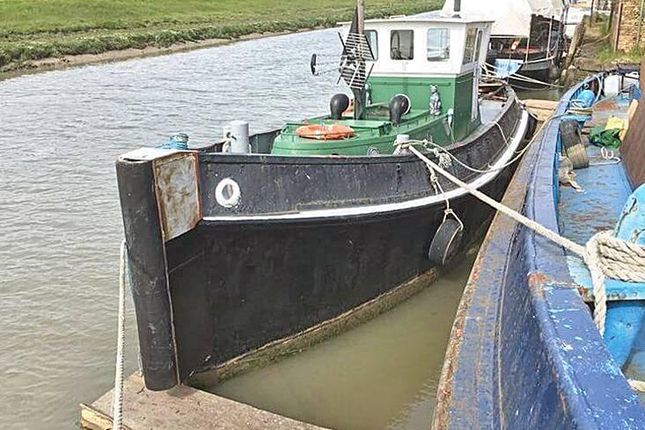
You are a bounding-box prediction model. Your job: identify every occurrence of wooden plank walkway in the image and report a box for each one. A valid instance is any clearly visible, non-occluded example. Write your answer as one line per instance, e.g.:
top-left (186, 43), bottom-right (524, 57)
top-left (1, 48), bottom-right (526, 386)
top-left (80, 374), bottom-right (329, 430)
top-left (523, 99), bottom-right (558, 122)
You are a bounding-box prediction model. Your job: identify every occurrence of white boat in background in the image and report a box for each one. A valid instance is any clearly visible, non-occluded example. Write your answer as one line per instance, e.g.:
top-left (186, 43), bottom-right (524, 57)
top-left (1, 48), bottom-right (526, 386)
top-left (442, 0), bottom-right (569, 88)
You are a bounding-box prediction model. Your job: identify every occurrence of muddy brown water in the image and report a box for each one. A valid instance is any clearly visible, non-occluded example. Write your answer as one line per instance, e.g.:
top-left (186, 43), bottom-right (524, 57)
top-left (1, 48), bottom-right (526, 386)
top-left (206, 255), bottom-right (475, 430)
top-left (0, 27), bottom-right (559, 430)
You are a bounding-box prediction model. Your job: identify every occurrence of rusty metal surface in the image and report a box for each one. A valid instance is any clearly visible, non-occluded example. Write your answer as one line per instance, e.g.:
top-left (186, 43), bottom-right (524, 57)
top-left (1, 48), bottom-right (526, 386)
top-left (621, 97), bottom-right (645, 187)
top-left (432, 125), bottom-right (537, 429)
top-left (153, 152), bottom-right (201, 241)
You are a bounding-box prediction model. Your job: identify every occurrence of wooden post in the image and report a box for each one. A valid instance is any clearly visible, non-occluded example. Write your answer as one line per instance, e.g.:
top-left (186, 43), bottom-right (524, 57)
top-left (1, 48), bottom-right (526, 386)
top-left (590, 0), bottom-right (595, 25)
top-left (612, 2), bottom-right (623, 52)
top-left (638, 0), bottom-right (645, 48)
top-left (564, 19), bottom-right (586, 69)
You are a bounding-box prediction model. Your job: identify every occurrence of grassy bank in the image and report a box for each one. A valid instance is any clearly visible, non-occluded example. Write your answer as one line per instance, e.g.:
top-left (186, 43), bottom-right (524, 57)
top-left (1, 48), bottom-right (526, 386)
top-left (574, 14), bottom-right (642, 73)
top-left (0, 0), bottom-right (441, 72)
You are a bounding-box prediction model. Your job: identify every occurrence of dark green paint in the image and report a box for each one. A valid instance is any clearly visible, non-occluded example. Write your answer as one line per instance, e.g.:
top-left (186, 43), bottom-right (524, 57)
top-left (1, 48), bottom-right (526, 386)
top-left (271, 73), bottom-right (480, 156)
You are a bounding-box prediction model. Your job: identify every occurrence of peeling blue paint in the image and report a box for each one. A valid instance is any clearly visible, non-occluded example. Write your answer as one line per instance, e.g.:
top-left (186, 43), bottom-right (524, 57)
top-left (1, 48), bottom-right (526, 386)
top-left (434, 73), bottom-right (645, 430)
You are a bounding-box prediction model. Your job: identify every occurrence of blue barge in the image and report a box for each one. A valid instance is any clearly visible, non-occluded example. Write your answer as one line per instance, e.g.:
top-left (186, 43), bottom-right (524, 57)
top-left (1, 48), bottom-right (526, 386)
top-left (433, 71), bottom-right (645, 429)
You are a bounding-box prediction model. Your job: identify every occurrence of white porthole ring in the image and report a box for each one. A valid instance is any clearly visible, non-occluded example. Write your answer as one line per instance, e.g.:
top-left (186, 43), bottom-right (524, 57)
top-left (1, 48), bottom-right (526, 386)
top-left (215, 178), bottom-right (241, 208)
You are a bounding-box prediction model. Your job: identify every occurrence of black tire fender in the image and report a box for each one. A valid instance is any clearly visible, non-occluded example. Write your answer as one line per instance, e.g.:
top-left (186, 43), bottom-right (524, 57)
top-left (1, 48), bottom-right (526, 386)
top-left (559, 120), bottom-right (589, 169)
top-left (428, 218), bottom-right (463, 266)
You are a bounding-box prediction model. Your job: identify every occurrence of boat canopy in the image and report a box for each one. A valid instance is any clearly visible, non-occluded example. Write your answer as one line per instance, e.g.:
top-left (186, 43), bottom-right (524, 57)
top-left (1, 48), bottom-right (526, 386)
top-left (441, 0), bottom-right (567, 38)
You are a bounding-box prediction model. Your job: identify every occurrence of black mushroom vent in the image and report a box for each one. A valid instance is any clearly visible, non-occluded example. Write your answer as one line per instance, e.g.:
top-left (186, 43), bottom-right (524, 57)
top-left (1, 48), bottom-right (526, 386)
top-left (330, 93), bottom-right (350, 120)
top-left (389, 94), bottom-right (411, 125)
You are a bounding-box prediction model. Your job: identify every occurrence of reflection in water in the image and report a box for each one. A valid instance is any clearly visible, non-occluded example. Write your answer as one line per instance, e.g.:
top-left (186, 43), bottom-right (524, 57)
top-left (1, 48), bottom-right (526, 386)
top-left (208, 254), bottom-right (476, 430)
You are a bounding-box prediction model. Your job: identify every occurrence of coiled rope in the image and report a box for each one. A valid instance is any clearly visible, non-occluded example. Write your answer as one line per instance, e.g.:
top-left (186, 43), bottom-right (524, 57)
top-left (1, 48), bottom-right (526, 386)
top-left (112, 240), bottom-right (127, 430)
top-left (403, 144), bottom-right (645, 391)
top-left (589, 147), bottom-right (622, 166)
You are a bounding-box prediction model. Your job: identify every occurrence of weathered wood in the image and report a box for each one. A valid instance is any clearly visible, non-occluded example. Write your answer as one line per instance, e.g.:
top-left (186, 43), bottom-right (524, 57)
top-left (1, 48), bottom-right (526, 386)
top-left (611, 2), bottom-right (623, 52)
top-left (80, 404), bottom-right (133, 430)
top-left (523, 99), bottom-right (558, 121)
top-left (80, 374), bottom-right (328, 430)
top-left (621, 96), bottom-right (645, 187)
top-left (565, 19), bottom-right (587, 69)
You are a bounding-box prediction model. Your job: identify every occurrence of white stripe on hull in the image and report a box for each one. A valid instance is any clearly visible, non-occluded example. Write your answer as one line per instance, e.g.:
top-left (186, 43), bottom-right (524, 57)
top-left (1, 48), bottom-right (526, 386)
top-left (203, 110), bottom-right (530, 222)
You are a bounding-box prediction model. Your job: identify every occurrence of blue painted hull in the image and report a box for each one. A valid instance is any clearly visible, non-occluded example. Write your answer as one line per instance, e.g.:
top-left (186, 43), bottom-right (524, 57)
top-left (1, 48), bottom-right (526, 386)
top-left (433, 75), bottom-right (645, 429)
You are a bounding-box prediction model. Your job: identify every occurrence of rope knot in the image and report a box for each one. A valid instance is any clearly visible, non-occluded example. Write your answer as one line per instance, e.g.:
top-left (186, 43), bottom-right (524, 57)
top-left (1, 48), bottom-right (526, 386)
top-left (431, 148), bottom-right (452, 169)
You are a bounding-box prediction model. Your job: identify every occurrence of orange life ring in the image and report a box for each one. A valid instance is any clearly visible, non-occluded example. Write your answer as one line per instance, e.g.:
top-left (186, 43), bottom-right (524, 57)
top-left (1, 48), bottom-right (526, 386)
top-left (295, 124), bottom-right (355, 140)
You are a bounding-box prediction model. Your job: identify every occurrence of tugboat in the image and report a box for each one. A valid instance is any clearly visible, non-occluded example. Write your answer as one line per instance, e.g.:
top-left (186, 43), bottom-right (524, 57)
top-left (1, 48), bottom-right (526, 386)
top-left (116, 1), bottom-right (533, 391)
top-left (442, 0), bottom-right (568, 89)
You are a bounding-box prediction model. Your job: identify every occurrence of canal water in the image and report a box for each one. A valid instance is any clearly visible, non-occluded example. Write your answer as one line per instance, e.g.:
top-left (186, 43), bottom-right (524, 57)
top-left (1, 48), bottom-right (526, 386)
top-left (209, 255), bottom-right (474, 430)
top-left (0, 28), bottom-right (473, 430)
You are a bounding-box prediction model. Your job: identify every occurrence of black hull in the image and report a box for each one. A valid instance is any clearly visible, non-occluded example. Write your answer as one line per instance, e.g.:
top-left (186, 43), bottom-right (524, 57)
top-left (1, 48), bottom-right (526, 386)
top-left (117, 92), bottom-right (532, 390)
top-left (168, 178), bottom-right (510, 382)
top-left (509, 66), bottom-right (553, 90)
top-left (487, 14), bottom-right (566, 91)
top-left (487, 54), bottom-right (557, 90)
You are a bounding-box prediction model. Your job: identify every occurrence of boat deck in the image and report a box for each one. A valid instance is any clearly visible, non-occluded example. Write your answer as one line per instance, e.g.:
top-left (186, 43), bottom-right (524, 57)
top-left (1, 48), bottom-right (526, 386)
top-left (557, 93), bottom-right (645, 401)
top-left (559, 96), bottom-right (632, 290)
top-left (80, 374), bottom-right (328, 430)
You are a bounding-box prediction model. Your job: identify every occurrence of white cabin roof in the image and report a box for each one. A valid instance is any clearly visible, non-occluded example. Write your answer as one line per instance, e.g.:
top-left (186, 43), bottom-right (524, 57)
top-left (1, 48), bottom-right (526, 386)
top-left (441, 0), bottom-right (567, 37)
top-left (342, 15), bottom-right (492, 77)
top-left (361, 14), bottom-right (494, 25)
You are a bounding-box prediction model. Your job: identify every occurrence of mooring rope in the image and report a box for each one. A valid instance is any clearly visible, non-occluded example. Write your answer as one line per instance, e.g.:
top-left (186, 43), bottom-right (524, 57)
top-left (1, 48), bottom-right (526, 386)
top-left (481, 62), bottom-right (564, 89)
top-left (403, 144), bottom-right (645, 391)
top-left (112, 240), bottom-right (127, 430)
top-left (403, 113), bottom-right (560, 176)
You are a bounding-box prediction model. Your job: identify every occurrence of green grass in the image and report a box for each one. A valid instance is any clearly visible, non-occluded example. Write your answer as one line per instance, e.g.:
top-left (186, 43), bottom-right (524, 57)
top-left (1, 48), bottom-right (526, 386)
top-left (0, 0), bottom-right (441, 70)
top-left (596, 45), bottom-right (643, 65)
top-left (574, 13), bottom-right (642, 70)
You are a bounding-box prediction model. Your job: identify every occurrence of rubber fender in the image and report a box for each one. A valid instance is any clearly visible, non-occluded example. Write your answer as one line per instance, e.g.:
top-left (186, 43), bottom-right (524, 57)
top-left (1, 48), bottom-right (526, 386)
top-left (559, 120), bottom-right (589, 169)
top-left (310, 53), bottom-right (318, 76)
top-left (428, 218), bottom-right (463, 266)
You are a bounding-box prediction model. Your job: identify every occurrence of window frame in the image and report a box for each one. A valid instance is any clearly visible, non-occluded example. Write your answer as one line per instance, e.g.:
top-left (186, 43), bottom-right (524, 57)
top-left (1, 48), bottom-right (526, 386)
top-left (365, 29), bottom-right (379, 60)
top-left (462, 28), bottom-right (478, 65)
top-left (390, 29), bottom-right (415, 61)
top-left (426, 27), bottom-right (450, 62)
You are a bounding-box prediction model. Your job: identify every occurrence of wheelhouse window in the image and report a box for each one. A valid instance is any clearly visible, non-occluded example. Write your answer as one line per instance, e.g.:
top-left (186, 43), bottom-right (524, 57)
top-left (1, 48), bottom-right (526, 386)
top-left (427, 28), bottom-right (450, 61)
top-left (473, 29), bottom-right (483, 63)
top-left (463, 28), bottom-right (477, 64)
top-left (365, 30), bottom-right (378, 60)
top-left (390, 30), bottom-right (414, 60)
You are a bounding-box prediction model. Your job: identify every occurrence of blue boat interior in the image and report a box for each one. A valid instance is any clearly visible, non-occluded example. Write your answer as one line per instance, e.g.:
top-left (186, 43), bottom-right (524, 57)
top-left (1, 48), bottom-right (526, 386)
top-left (557, 87), bottom-right (645, 401)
